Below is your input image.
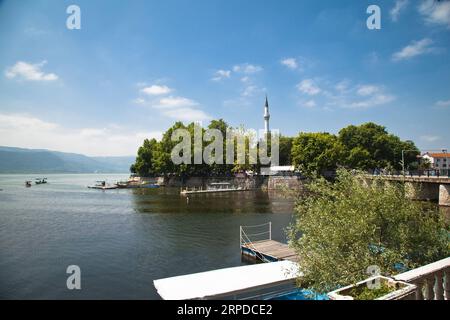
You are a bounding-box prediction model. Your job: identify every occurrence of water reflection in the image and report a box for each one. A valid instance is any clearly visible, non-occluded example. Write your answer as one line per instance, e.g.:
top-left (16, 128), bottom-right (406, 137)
top-left (129, 188), bottom-right (295, 215)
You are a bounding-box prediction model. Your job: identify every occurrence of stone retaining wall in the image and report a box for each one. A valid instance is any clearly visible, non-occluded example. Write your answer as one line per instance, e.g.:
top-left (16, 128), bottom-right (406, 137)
top-left (139, 175), bottom-right (304, 190)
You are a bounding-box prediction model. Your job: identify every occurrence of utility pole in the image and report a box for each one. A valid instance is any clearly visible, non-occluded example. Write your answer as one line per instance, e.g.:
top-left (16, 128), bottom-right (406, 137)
top-left (401, 149), bottom-right (420, 176)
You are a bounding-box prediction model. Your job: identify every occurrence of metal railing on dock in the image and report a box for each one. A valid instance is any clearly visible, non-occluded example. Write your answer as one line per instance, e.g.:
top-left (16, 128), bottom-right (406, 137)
top-left (240, 222), bottom-right (298, 263)
top-left (240, 222), bottom-right (272, 247)
top-left (240, 222), bottom-right (272, 262)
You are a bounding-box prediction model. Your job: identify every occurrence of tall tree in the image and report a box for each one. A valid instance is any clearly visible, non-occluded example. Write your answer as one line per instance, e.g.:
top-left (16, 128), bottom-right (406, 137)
top-left (338, 122), bottom-right (419, 171)
top-left (279, 135), bottom-right (294, 166)
top-left (132, 138), bottom-right (158, 177)
top-left (291, 132), bottom-right (345, 175)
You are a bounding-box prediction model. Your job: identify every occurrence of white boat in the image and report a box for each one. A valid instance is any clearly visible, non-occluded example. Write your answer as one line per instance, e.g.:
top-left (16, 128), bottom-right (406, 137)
top-left (88, 181), bottom-right (118, 190)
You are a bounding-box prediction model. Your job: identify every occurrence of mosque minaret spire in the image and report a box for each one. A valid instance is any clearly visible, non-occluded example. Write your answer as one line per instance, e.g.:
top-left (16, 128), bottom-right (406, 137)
top-left (264, 95), bottom-right (270, 134)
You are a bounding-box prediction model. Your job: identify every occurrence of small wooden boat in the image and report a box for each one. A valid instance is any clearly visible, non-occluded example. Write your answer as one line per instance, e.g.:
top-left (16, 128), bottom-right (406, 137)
top-left (116, 180), bottom-right (159, 189)
top-left (35, 178), bottom-right (47, 185)
top-left (116, 181), bottom-right (129, 189)
top-left (25, 181), bottom-right (32, 187)
top-left (88, 181), bottom-right (118, 190)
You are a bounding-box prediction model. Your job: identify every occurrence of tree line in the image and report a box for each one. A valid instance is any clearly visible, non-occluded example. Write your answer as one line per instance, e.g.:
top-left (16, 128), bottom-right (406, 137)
top-left (291, 122), bottom-right (419, 176)
top-left (131, 120), bottom-right (419, 177)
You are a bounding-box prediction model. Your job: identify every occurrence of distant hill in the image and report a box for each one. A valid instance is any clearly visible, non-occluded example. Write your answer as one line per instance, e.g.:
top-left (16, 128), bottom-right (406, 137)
top-left (0, 146), bottom-right (134, 173)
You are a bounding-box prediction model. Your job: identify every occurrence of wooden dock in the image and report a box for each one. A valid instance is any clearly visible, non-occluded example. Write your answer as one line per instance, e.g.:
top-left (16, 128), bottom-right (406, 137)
top-left (241, 240), bottom-right (298, 263)
top-left (181, 187), bottom-right (249, 195)
top-left (240, 223), bottom-right (299, 263)
top-left (181, 182), bottom-right (250, 195)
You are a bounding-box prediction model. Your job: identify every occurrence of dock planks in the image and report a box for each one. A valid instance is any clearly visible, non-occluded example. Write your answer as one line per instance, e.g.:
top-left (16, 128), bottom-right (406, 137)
top-left (241, 240), bottom-right (298, 263)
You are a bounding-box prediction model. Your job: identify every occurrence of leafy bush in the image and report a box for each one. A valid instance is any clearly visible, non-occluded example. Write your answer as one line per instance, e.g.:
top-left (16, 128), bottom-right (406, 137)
top-left (287, 169), bottom-right (449, 293)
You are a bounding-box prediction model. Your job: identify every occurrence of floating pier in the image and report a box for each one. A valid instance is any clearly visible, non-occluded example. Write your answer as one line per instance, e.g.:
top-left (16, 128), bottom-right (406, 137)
top-left (180, 182), bottom-right (249, 195)
top-left (240, 222), bottom-right (298, 263)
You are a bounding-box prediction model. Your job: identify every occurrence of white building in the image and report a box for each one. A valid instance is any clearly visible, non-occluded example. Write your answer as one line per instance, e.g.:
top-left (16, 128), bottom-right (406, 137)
top-left (421, 150), bottom-right (450, 170)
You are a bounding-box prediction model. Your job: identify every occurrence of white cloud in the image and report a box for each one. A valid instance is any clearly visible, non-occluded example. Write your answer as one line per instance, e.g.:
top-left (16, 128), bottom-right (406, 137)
top-left (335, 80), bottom-right (350, 93)
top-left (211, 69), bottom-right (231, 81)
top-left (232, 63), bottom-right (263, 74)
top-left (242, 85), bottom-right (262, 97)
top-left (5, 61), bottom-right (58, 81)
top-left (140, 85), bottom-right (173, 95)
top-left (0, 113), bottom-right (162, 156)
top-left (240, 76), bottom-right (250, 83)
top-left (303, 100), bottom-right (317, 108)
top-left (418, 0), bottom-right (450, 28)
top-left (134, 82), bottom-right (212, 121)
top-left (420, 135), bottom-right (441, 142)
top-left (161, 108), bottom-right (211, 122)
top-left (392, 38), bottom-right (436, 61)
top-left (436, 99), bottom-right (450, 107)
top-left (217, 63), bottom-right (265, 107)
top-left (137, 95), bottom-right (211, 122)
top-left (297, 79), bottom-right (321, 96)
top-left (133, 97), bottom-right (146, 105)
top-left (349, 94), bottom-right (395, 108)
top-left (280, 58), bottom-right (298, 70)
top-left (325, 81), bottom-right (395, 109)
top-left (157, 96), bottom-right (198, 108)
top-left (390, 0), bottom-right (409, 21)
top-left (357, 85), bottom-right (380, 96)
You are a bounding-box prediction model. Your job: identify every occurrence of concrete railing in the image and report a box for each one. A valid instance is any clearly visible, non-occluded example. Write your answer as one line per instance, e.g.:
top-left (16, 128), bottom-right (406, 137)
top-left (394, 257), bottom-right (450, 300)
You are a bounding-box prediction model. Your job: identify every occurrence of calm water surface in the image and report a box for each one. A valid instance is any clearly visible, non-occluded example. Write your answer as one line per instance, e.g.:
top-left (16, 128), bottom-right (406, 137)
top-left (0, 174), bottom-right (295, 299)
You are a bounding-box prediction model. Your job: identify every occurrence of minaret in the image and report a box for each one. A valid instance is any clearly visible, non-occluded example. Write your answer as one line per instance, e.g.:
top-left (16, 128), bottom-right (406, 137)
top-left (264, 95), bottom-right (270, 134)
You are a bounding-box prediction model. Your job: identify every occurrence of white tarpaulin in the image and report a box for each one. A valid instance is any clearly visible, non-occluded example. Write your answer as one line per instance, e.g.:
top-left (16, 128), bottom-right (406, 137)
top-left (153, 260), bottom-right (300, 300)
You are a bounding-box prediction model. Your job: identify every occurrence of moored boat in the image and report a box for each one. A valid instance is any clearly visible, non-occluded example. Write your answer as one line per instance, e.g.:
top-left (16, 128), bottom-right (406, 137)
top-left (35, 178), bottom-right (47, 185)
top-left (88, 181), bottom-right (118, 190)
top-left (116, 180), bottom-right (159, 189)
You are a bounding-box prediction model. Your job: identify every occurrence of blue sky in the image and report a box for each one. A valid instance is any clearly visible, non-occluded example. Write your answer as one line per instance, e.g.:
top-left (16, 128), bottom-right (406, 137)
top-left (0, 0), bottom-right (449, 156)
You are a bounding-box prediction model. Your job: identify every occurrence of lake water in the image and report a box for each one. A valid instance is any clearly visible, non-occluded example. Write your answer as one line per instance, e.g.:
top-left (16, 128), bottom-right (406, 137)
top-left (0, 174), bottom-right (295, 299)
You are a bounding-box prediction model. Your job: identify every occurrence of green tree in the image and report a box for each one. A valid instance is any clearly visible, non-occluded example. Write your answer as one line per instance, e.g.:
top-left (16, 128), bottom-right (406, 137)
top-left (287, 169), bottom-right (449, 293)
top-left (279, 135), bottom-right (294, 166)
top-left (230, 125), bottom-right (259, 174)
top-left (291, 132), bottom-right (345, 176)
top-left (133, 138), bottom-right (158, 177)
top-left (418, 158), bottom-right (432, 171)
top-left (208, 119), bottom-right (233, 176)
top-left (338, 123), bottom-right (419, 171)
